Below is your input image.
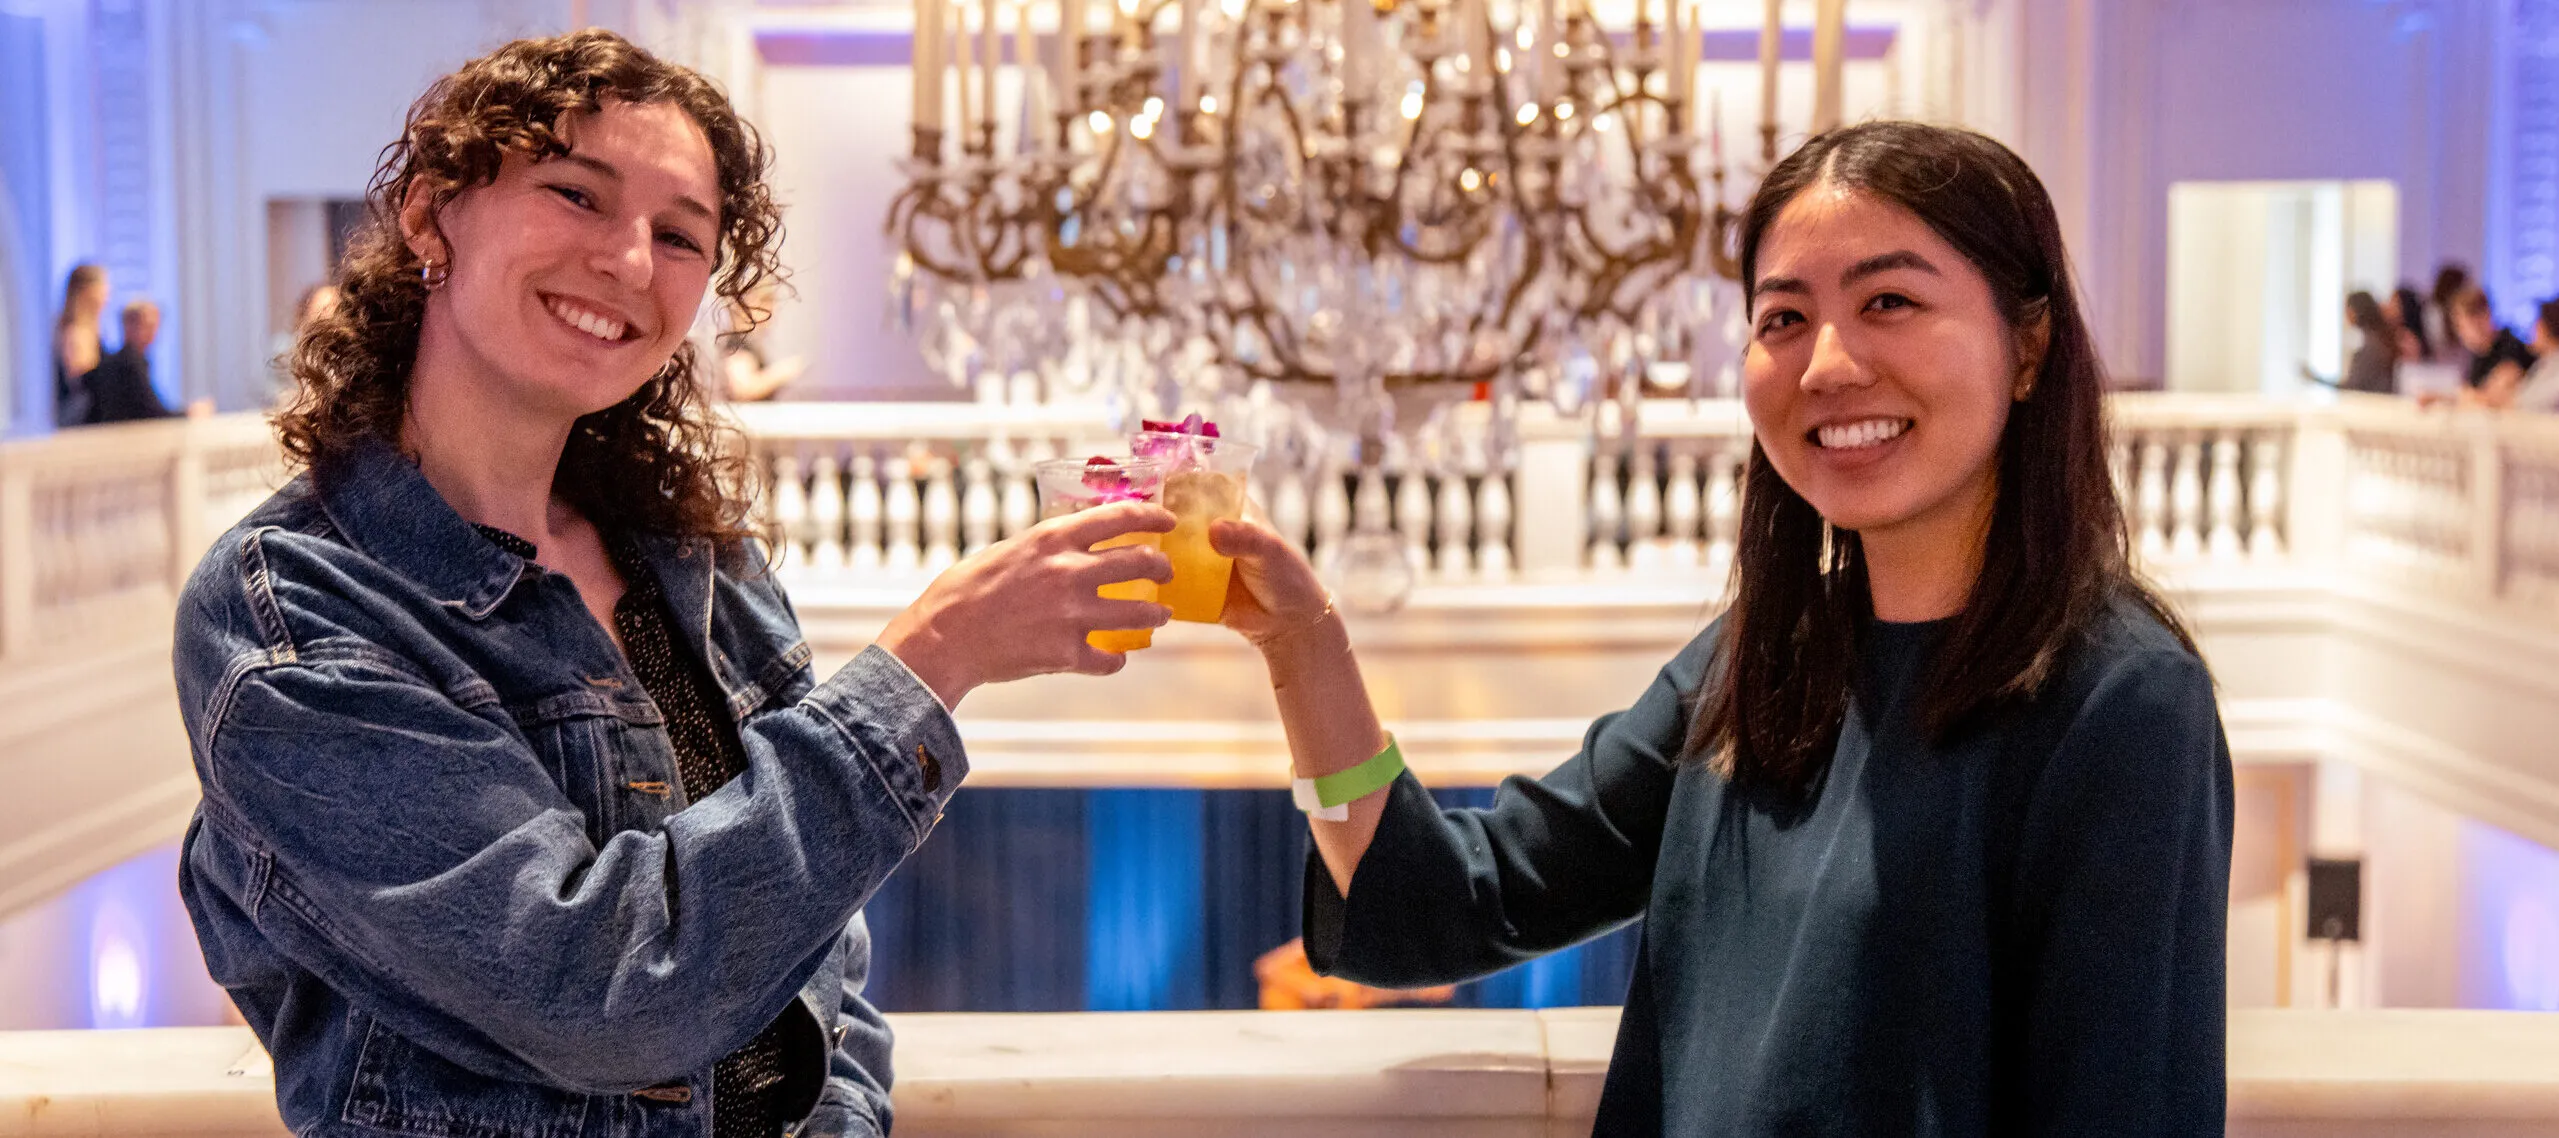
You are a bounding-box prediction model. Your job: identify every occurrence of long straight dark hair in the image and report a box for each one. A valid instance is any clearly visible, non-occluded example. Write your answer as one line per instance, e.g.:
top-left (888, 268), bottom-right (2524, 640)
top-left (1685, 122), bottom-right (2193, 796)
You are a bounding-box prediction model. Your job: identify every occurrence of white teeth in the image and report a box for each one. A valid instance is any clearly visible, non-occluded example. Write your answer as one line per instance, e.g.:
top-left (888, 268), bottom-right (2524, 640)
top-left (546, 297), bottom-right (626, 343)
top-left (1816, 419), bottom-right (1911, 450)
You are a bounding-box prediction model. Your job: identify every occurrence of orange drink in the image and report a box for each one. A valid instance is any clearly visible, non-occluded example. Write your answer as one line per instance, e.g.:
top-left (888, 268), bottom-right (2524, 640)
top-left (1132, 427), bottom-right (1258, 623)
top-left (1034, 457), bottom-right (1166, 654)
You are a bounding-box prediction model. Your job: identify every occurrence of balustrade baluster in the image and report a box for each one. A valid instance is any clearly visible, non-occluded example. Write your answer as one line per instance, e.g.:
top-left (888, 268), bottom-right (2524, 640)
top-left (1355, 464), bottom-right (1392, 541)
top-left (1001, 440), bottom-right (1045, 539)
top-left (809, 451), bottom-right (848, 573)
top-left (1588, 449), bottom-right (1626, 574)
top-left (2137, 435), bottom-right (2171, 562)
top-left (1476, 469), bottom-right (1515, 580)
top-left (2207, 431), bottom-right (2245, 560)
top-left (849, 452), bottom-right (885, 573)
top-left (1706, 444), bottom-right (1738, 572)
top-left (2249, 433), bottom-right (2286, 559)
top-left (961, 454), bottom-right (1000, 554)
top-left (770, 452), bottom-right (809, 568)
top-left (884, 454), bottom-right (923, 574)
top-left (2171, 433), bottom-right (2206, 560)
top-left (923, 454), bottom-right (961, 572)
top-left (1626, 445), bottom-right (1667, 573)
top-left (1395, 461), bottom-right (1434, 578)
top-left (1664, 448), bottom-right (1702, 570)
top-left (1436, 465), bottom-right (1475, 580)
top-left (1313, 454), bottom-right (1352, 568)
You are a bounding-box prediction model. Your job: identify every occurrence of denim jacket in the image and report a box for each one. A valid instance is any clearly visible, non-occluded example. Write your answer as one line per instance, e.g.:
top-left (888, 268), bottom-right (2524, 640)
top-left (174, 439), bottom-right (966, 1137)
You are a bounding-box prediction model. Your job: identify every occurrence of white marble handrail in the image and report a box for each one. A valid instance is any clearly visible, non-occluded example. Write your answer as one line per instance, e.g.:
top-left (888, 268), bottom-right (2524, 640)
top-left (20, 396), bottom-right (2555, 639)
top-left (0, 415), bottom-right (281, 670)
top-left (2, 1010), bottom-right (2552, 1138)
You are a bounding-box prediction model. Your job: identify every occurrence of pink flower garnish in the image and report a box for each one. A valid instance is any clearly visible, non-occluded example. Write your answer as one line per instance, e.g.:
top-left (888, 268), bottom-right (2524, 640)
top-left (1140, 413), bottom-right (1220, 439)
top-left (1080, 456), bottom-right (1152, 501)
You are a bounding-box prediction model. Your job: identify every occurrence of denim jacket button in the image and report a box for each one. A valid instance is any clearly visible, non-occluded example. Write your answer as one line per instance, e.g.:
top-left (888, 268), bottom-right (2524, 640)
top-left (833, 1021), bottom-right (851, 1049)
top-left (914, 743), bottom-right (942, 794)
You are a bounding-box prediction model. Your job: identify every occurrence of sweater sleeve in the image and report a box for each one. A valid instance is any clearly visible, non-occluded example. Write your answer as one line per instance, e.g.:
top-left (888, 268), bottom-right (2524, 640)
top-left (2016, 649), bottom-right (2233, 1136)
top-left (1301, 628), bottom-right (1712, 988)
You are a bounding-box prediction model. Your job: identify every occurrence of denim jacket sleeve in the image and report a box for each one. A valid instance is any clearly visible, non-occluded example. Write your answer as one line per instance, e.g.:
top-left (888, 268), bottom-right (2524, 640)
top-left (189, 623), bottom-right (963, 1093)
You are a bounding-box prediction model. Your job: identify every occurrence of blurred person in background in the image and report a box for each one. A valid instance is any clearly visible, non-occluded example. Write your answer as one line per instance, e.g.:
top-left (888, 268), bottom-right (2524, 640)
top-left (2430, 264), bottom-right (2475, 373)
top-left (52, 263), bottom-right (108, 427)
top-left (2454, 286), bottom-right (2536, 396)
top-left (2483, 298), bottom-right (2559, 413)
top-left (265, 283), bottom-right (343, 406)
top-left (2387, 285), bottom-right (2433, 363)
top-left (715, 276), bottom-right (805, 402)
top-left (2333, 291), bottom-right (2399, 394)
top-left (83, 299), bottom-right (178, 423)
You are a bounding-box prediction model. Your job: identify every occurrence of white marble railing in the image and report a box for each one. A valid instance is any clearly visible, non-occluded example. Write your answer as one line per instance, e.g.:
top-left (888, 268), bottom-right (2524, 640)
top-left (4, 1009), bottom-right (2554, 1138)
top-left (0, 416), bottom-right (280, 669)
top-left (12, 394), bottom-right (2559, 673)
top-left (740, 394), bottom-right (2559, 618)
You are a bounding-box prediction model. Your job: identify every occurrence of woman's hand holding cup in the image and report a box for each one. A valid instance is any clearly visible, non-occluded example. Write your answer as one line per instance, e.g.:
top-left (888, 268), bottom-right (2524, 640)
top-left (1209, 512), bottom-right (1334, 656)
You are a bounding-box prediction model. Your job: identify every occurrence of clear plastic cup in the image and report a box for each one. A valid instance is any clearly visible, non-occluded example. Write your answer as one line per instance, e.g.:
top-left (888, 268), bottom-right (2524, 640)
top-left (1033, 457), bottom-right (1167, 654)
top-left (1130, 431), bottom-right (1258, 623)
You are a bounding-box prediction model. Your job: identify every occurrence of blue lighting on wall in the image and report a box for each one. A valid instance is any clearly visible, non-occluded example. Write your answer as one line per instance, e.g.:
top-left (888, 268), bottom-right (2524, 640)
top-left (1085, 789), bottom-right (1207, 1011)
top-left (2460, 820), bottom-right (2559, 1012)
top-left (860, 787), bottom-right (1640, 1015)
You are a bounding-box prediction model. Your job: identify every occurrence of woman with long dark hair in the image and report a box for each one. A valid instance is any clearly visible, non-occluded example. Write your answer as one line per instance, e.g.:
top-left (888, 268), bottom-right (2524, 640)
top-left (2390, 284), bottom-right (2434, 362)
top-left (1216, 122), bottom-right (2231, 1134)
top-left (52, 262), bottom-right (108, 426)
top-left (175, 30), bottom-right (1170, 1138)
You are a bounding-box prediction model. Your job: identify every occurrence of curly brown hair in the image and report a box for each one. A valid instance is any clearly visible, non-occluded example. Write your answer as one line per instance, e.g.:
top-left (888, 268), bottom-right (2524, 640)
top-left (274, 29), bottom-right (783, 541)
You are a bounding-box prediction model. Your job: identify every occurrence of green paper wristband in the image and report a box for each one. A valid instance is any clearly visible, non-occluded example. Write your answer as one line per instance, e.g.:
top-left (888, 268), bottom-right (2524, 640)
top-left (1311, 736), bottom-right (1405, 808)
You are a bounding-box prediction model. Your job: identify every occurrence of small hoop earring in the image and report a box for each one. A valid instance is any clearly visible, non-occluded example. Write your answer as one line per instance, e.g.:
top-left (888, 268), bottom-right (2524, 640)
top-left (420, 260), bottom-right (450, 290)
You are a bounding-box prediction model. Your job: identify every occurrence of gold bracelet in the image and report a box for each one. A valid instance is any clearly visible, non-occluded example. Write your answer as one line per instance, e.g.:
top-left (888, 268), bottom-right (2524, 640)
top-left (1253, 593), bottom-right (1339, 651)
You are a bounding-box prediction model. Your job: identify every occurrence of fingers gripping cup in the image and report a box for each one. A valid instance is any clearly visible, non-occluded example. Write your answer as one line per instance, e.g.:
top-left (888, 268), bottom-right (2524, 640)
top-left (1034, 457), bottom-right (1167, 654)
top-left (1132, 416), bottom-right (1258, 623)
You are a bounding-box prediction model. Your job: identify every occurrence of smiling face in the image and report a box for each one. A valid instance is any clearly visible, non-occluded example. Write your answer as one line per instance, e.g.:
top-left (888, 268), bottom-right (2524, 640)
top-left (1742, 183), bottom-right (2037, 553)
top-left (403, 97), bottom-right (721, 423)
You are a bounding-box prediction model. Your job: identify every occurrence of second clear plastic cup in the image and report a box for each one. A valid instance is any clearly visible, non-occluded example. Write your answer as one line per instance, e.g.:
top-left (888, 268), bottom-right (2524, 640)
top-left (1130, 431), bottom-right (1259, 623)
top-left (1033, 457), bottom-right (1166, 654)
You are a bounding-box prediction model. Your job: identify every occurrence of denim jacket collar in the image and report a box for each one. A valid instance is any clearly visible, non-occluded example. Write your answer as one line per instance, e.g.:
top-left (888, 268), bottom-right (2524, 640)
top-left (315, 438), bottom-right (528, 620)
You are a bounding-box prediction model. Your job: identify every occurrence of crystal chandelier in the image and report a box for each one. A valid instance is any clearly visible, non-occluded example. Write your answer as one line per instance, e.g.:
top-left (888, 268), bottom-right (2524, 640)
top-left (888, 0), bottom-right (1844, 600)
top-left (903, 0), bottom-right (1860, 398)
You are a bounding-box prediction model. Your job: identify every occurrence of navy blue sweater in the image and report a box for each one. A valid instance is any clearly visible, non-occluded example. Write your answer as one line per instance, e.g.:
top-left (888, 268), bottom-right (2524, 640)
top-left (1306, 598), bottom-right (2232, 1136)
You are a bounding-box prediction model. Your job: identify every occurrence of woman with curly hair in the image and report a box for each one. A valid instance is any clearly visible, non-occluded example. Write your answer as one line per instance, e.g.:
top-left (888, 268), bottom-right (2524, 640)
top-left (175, 30), bottom-right (1171, 1138)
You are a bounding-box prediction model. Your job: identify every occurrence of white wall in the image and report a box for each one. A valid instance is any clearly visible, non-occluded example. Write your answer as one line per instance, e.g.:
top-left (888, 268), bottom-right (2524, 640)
top-left (237, 2), bottom-right (564, 200)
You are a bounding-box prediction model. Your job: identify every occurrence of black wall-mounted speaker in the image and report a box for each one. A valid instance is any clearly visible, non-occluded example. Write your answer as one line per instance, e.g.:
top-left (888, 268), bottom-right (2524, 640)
top-left (2306, 857), bottom-right (2362, 942)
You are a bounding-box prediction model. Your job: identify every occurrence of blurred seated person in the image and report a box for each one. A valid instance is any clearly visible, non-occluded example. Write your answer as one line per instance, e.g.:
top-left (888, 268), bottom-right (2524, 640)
top-left (2489, 299), bottom-right (2559, 413)
top-left (717, 278), bottom-right (806, 401)
top-left (2429, 287), bottom-right (2537, 408)
top-left (82, 299), bottom-right (211, 424)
